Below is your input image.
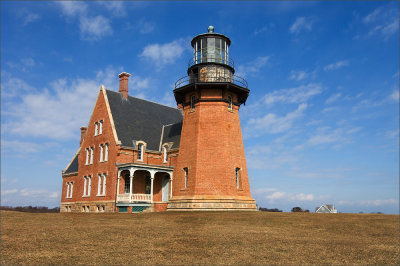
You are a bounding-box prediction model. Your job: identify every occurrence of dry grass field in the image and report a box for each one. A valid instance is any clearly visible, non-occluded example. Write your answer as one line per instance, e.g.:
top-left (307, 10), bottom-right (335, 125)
top-left (1, 210), bottom-right (399, 265)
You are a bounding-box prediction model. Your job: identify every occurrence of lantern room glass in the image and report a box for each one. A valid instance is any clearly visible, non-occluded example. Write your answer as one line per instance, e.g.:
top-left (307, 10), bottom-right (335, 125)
top-left (193, 37), bottom-right (228, 65)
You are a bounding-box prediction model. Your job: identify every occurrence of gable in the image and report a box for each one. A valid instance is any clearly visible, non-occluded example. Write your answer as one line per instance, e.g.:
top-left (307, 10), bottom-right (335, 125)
top-left (63, 151), bottom-right (79, 174)
top-left (105, 90), bottom-right (183, 150)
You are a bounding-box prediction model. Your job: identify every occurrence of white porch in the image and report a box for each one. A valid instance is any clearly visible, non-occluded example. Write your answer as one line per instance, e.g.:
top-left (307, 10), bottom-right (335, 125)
top-left (116, 164), bottom-right (174, 204)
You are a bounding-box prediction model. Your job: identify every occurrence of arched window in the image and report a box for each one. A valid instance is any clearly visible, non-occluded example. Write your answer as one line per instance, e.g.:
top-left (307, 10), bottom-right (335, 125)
top-left (94, 122), bottom-right (98, 136)
top-left (228, 95), bottom-right (232, 111)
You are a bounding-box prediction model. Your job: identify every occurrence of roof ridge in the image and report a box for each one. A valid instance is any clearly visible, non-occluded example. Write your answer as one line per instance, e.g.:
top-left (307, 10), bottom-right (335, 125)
top-left (105, 89), bottom-right (179, 112)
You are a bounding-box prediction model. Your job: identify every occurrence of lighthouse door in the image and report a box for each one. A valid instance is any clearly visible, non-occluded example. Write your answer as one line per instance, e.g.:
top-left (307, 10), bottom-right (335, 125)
top-left (162, 176), bottom-right (169, 202)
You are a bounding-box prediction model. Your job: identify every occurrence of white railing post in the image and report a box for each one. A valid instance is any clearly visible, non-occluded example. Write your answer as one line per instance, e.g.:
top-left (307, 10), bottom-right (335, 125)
top-left (150, 170), bottom-right (155, 203)
top-left (169, 172), bottom-right (173, 199)
top-left (116, 170), bottom-right (121, 201)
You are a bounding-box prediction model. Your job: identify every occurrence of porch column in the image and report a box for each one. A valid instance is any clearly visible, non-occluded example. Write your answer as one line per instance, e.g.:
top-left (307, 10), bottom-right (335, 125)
top-left (169, 172), bottom-right (173, 199)
top-left (116, 170), bottom-right (121, 195)
top-left (149, 170), bottom-right (156, 203)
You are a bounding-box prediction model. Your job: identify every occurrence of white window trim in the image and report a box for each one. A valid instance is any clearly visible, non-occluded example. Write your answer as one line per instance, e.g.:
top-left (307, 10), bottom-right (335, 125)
top-left (69, 182), bottom-right (73, 198)
top-left (228, 95), bottom-right (233, 111)
top-left (99, 120), bottom-right (103, 135)
top-left (85, 148), bottom-right (89, 165)
top-left (137, 143), bottom-right (144, 161)
top-left (184, 167), bottom-right (188, 189)
top-left (90, 147), bottom-right (94, 164)
top-left (83, 177), bottom-right (87, 196)
top-left (88, 176), bottom-right (92, 196)
top-left (97, 174), bottom-right (102, 196)
top-left (99, 144), bottom-right (104, 162)
top-left (66, 182), bottom-right (70, 199)
top-left (163, 146), bottom-right (168, 163)
top-left (102, 174), bottom-right (107, 196)
top-left (95, 122), bottom-right (98, 136)
top-left (104, 143), bottom-right (109, 161)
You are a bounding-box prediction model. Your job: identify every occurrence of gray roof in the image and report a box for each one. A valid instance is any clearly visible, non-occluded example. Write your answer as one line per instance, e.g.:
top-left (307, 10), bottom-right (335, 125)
top-left (162, 122), bottom-right (183, 149)
top-left (106, 90), bottom-right (183, 150)
top-left (64, 154), bottom-right (78, 174)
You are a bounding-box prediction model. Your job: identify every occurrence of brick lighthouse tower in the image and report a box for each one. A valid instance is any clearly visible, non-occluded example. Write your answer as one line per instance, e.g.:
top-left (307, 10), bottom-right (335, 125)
top-left (167, 26), bottom-right (257, 211)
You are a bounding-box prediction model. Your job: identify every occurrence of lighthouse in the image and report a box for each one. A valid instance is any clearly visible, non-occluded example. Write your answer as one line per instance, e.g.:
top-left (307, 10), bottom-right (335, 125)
top-left (167, 26), bottom-right (257, 211)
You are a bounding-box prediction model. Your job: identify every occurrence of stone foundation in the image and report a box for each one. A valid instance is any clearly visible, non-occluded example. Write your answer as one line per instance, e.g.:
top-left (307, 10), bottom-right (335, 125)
top-left (166, 195), bottom-right (257, 211)
top-left (60, 201), bottom-right (116, 213)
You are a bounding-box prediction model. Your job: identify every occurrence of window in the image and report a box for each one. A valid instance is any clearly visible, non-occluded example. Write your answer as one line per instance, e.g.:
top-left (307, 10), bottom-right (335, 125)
top-left (95, 122), bottom-right (98, 136)
top-left (96, 206), bottom-right (100, 212)
top-left (190, 95), bottom-right (195, 110)
top-left (82, 206), bottom-right (85, 212)
top-left (184, 168), bottom-right (188, 189)
top-left (163, 146), bottom-right (168, 163)
top-left (99, 144), bottom-right (104, 162)
top-left (85, 148), bottom-right (89, 165)
top-left (83, 177), bottom-right (87, 196)
top-left (88, 176), bottom-right (92, 196)
top-left (70, 182), bottom-right (73, 198)
top-left (97, 174), bottom-right (106, 196)
top-left (235, 168), bottom-right (241, 189)
top-left (124, 174), bottom-right (130, 194)
top-left (101, 206), bottom-right (105, 212)
top-left (137, 143), bottom-right (143, 161)
top-left (65, 206), bottom-right (68, 212)
top-left (86, 206), bottom-right (90, 212)
top-left (228, 95), bottom-right (232, 111)
top-left (66, 182), bottom-right (70, 198)
top-left (102, 174), bottom-right (107, 195)
top-left (99, 120), bottom-right (103, 135)
top-left (104, 144), bottom-right (109, 161)
top-left (90, 147), bottom-right (94, 164)
top-left (97, 174), bottom-right (102, 195)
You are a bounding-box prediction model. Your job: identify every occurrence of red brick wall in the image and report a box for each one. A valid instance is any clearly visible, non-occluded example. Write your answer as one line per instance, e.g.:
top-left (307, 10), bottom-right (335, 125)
top-left (172, 89), bottom-right (252, 198)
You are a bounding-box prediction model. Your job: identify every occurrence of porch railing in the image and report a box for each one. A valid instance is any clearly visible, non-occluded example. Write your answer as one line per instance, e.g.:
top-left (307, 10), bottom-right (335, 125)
top-left (117, 193), bottom-right (152, 203)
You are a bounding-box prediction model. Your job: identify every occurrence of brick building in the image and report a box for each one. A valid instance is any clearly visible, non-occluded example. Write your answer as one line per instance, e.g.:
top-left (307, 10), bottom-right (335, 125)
top-left (60, 26), bottom-right (257, 213)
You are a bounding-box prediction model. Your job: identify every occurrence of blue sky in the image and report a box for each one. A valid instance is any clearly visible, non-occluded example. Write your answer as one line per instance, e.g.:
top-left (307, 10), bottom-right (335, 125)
top-left (1, 1), bottom-right (399, 213)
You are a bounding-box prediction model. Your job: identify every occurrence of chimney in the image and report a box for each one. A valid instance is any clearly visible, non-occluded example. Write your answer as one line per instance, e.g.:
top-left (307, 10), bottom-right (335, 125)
top-left (118, 72), bottom-right (131, 99)
top-left (80, 127), bottom-right (87, 146)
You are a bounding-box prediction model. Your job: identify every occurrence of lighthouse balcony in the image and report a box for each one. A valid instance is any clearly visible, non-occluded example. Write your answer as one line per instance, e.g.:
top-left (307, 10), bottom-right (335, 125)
top-left (175, 71), bottom-right (248, 90)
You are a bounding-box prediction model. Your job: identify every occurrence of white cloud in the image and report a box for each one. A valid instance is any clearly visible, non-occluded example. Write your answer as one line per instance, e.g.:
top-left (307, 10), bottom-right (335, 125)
top-left (306, 126), bottom-right (360, 147)
top-left (265, 190), bottom-right (314, 203)
top-left (79, 16), bottom-right (113, 41)
top-left (247, 103), bottom-right (307, 134)
top-left (58, 1), bottom-right (87, 17)
top-left (23, 12), bottom-right (40, 26)
top-left (325, 93), bottom-right (342, 104)
top-left (289, 70), bottom-right (308, 81)
top-left (389, 90), bottom-right (399, 101)
top-left (262, 83), bottom-right (322, 106)
top-left (3, 66), bottom-right (121, 140)
top-left (98, 1), bottom-right (126, 17)
top-left (1, 189), bottom-right (18, 195)
top-left (324, 60), bottom-right (349, 71)
top-left (360, 199), bottom-right (397, 206)
top-left (140, 39), bottom-right (187, 67)
top-left (236, 56), bottom-right (270, 77)
top-left (363, 5), bottom-right (398, 39)
top-left (1, 71), bottom-right (36, 98)
top-left (138, 20), bottom-right (155, 34)
top-left (289, 17), bottom-right (313, 34)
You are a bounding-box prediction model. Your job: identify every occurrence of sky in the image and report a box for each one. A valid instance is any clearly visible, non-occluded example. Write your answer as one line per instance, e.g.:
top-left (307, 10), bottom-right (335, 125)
top-left (1, 1), bottom-right (399, 214)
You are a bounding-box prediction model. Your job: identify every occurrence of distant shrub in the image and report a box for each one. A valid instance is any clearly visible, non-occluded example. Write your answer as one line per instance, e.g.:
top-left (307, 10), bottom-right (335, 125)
top-left (259, 207), bottom-right (283, 212)
top-left (291, 207), bottom-right (303, 212)
top-left (0, 206), bottom-right (60, 213)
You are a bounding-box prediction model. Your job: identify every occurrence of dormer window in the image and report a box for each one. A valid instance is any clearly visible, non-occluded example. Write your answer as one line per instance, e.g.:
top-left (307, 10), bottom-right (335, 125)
top-left (137, 143), bottom-right (144, 161)
top-left (190, 95), bottom-right (195, 110)
top-left (163, 146), bottom-right (168, 163)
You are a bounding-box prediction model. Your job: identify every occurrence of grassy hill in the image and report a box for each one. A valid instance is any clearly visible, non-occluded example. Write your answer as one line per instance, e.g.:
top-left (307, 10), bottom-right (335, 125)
top-left (1, 210), bottom-right (399, 265)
